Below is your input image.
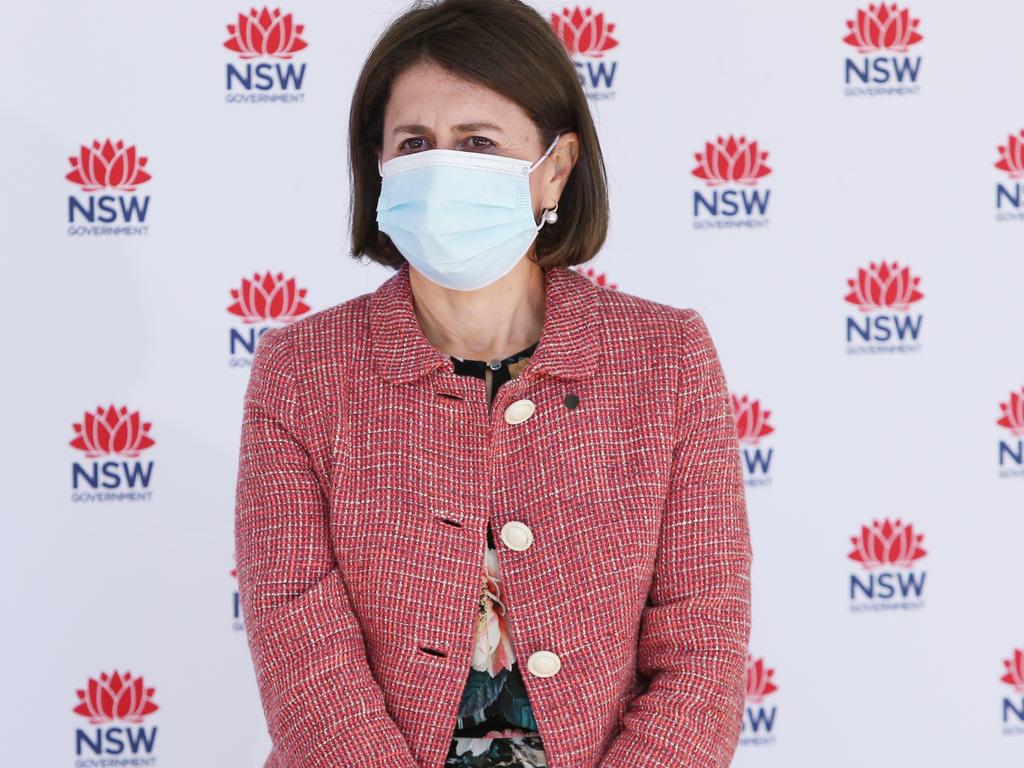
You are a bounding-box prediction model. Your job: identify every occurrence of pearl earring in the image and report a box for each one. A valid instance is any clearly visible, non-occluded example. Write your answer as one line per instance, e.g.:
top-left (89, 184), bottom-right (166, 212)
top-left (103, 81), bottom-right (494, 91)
top-left (542, 202), bottom-right (559, 225)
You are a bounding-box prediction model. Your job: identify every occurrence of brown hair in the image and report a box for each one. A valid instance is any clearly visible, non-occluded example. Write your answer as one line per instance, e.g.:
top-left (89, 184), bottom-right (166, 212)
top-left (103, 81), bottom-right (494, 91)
top-left (347, 0), bottom-right (609, 269)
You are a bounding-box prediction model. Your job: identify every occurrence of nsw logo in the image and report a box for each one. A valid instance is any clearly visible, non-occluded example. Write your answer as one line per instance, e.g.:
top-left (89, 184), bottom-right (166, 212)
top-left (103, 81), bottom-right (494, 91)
top-left (996, 386), bottom-right (1024, 479)
top-left (69, 405), bottom-right (157, 503)
top-left (994, 129), bottom-right (1024, 222)
top-left (843, 260), bottom-right (924, 354)
top-left (847, 518), bottom-right (927, 611)
top-left (843, 3), bottom-right (924, 96)
top-left (691, 135), bottom-right (772, 229)
top-left (73, 670), bottom-right (160, 762)
top-left (551, 6), bottom-right (619, 100)
top-left (739, 654), bottom-right (779, 747)
top-left (1001, 647), bottom-right (1024, 736)
top-left (228, 270), bottom-right (311, 366)
top-left (65, 138), bottom-right (152, 237)
top-left (224, 6), bottom-right (308, 102)
top-left (732, 393), bottom-right (775, 488)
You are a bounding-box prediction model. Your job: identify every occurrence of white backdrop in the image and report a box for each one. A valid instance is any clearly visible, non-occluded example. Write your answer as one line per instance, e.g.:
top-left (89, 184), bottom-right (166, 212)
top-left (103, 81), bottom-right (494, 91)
top-left (2, 1), bottom-right (1022, 766)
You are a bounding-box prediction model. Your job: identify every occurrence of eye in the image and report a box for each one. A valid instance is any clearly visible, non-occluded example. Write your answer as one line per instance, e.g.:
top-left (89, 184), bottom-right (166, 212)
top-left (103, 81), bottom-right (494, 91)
top-left (397, 135), bottom-right (496, 153)
top-left (399, 137), bottom-right (429, 152)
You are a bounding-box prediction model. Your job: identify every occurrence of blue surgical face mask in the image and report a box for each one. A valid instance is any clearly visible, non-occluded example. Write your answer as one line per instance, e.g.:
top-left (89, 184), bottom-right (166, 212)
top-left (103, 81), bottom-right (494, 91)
top-left (375, 133), bottom-right (561, 291)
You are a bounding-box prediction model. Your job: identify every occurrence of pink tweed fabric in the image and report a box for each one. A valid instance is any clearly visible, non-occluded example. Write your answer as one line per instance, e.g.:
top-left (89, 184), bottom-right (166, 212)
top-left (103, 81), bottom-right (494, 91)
top-left (234, 262), bottom-right (752, 768)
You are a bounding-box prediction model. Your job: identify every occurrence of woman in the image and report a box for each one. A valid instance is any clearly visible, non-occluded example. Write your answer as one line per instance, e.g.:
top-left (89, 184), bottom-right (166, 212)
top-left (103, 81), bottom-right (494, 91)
top-left (234, 1), bottom-right (752, 767)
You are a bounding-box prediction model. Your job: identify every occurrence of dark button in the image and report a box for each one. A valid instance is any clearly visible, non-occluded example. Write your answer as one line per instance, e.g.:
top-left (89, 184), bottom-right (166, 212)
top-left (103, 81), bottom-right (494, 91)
top-left (564, 393), bottom-right (579, 409)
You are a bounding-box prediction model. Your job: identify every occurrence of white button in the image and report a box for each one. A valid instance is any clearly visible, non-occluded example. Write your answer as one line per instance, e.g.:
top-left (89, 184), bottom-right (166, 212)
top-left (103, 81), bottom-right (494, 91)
top-left (526, 650), bottom-right (561, 678)
top-left (503, 398), bottom-right (536, 425)
top-left (500, 521), bottom-right (534, 551)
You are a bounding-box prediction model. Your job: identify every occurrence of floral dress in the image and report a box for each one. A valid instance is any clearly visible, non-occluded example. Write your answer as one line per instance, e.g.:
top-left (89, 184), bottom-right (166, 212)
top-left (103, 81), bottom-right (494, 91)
top-left (444, 340), bottom-right (548, 768)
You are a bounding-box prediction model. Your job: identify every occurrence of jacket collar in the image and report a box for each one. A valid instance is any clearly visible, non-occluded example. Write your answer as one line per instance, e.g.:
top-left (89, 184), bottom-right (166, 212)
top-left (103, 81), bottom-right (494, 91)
top-left (368, 261), bottom-right (601, 385)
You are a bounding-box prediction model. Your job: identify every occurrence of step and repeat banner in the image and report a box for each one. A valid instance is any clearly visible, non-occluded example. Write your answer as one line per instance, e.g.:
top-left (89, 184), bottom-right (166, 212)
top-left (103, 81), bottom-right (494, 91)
top-left (3, 0), bottom-right (1022, 765)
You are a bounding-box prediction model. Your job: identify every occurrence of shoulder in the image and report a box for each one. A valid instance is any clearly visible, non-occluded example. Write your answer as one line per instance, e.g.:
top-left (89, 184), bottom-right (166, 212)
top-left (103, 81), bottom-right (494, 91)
top-left (255, 289), bottom-right (373, 369)
top-left (580, 269), bottom-right (716, 363)
top-left (580, 272), bottom-right (728, 430)
top-left (245, 289), bottom-right (373, 426)
top-left (245, 290), bottom-right (374, 444)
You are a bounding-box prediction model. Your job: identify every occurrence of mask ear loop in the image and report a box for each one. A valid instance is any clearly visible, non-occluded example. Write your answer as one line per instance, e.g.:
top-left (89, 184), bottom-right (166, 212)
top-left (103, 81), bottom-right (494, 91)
top-left (528, 133), bottom-right (562, 173)
top-left (531, 133), bottom-right (562, 231)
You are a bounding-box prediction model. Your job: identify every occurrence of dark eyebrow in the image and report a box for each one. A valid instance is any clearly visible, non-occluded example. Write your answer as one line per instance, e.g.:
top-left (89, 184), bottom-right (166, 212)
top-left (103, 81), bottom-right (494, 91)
top-left (392, 122), bottom-right (506, 136)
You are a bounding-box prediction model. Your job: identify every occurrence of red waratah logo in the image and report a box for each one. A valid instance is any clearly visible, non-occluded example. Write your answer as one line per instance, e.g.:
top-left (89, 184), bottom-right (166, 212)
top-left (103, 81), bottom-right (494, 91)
top-left (745, 655), bottom-right (778, 704)
top-left (844, 261), bottom-right (924, 311)
top-left (70, 405), bottom-right (156, 458)
top-left (843, 4), bottom-right (923, 52)
top-left (228, 271), bottom-right (311, 323)
top-left (573, 266), bottom-right (618, 290)
top-left (995, 129), bottom-right (1024, 179)
top-left (66, 139), bottom-right (151, 192)
top-left (997, 387), bottom-right (1024, 436)
top-left (551, 7), bottom-right (618, 57)
top-left (224, 7), bottom-right (307, 59)
top-left (732, 394), bottom-right (774, 445)
top-left (692, 136), bottom-right (772, 186)
top-left (848, 518), bottom-right (927, 569)
top-left (73, 670), bottom-right (159, 724)
top-left (1002, 648), bottom-right (1024, 693)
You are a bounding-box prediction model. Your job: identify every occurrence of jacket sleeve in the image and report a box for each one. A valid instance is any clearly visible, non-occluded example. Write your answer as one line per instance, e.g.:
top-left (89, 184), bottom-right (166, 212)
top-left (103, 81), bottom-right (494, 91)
top-left (599, 310), bottom-right (753, 768)
top-left (234, 326), bottom-right (419, 767)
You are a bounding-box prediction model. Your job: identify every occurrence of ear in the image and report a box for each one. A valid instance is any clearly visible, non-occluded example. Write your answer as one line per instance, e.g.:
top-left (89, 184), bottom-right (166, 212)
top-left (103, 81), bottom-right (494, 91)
top-left (539, 132), bottom-right (580, 209)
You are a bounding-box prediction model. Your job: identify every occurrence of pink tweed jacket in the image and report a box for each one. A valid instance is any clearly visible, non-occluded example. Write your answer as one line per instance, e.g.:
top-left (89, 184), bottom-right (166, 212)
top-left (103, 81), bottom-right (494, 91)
top-left (234, 262), bottom-right (752, 768)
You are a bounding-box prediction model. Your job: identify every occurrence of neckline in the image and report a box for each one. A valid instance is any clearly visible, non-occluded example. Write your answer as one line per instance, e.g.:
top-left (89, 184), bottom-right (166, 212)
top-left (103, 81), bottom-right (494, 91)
top-left (451, 339), bottom-right (539, 365)
top-left (367, 262), bottom-right (602, 384)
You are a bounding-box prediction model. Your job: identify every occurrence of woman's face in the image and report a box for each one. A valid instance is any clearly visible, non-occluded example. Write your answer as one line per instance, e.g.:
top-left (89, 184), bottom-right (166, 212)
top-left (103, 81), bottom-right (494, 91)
top-left (380, 58), bottom-right (576, 221)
